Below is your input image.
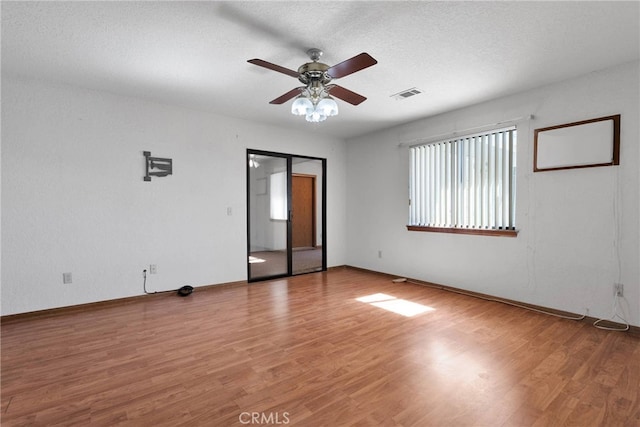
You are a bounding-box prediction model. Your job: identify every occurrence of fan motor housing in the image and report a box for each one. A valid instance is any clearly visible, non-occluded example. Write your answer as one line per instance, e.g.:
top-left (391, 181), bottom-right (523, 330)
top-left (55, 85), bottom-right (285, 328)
top-left (298, 62), bottom-right (332, 85)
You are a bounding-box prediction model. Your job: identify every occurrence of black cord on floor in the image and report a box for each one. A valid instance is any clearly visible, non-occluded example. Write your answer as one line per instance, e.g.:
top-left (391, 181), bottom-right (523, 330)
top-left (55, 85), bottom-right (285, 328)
top-left (143, 269), bottom-right (154, 294)
top-left (143, 269), bottom-right (187, 295)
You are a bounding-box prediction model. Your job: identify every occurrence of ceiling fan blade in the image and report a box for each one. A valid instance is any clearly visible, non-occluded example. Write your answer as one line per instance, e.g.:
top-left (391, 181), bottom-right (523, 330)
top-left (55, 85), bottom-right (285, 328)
top-left (327, 53), bottom-right (377, 79)
top-left (327, 85), bottom-right (367, 106)
top-left (248, 59), bottom-right (299, 78)
top-left (269, 87), bottom-right (304, 104)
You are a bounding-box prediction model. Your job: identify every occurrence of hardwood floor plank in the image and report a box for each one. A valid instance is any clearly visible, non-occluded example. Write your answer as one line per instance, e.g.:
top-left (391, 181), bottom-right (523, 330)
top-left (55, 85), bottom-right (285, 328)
top-left (2, 268), bottom-right (639, 426)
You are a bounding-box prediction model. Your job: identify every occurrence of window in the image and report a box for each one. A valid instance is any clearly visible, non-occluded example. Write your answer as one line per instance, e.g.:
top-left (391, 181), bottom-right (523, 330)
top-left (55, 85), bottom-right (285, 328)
top-left (408, 127), bottom-right (517, 236)
top-left (270, 171), bottom-right (287, 220)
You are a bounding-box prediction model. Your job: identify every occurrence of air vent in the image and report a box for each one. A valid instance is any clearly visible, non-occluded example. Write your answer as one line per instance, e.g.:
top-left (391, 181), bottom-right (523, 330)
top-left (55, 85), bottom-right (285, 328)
top-left (391, 87), bottom-right (422, 101)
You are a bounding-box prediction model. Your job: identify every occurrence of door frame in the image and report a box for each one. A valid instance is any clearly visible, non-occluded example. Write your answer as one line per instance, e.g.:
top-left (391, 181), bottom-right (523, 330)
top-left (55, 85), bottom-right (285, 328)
top-left (246, 149), bottom-right (326, 282)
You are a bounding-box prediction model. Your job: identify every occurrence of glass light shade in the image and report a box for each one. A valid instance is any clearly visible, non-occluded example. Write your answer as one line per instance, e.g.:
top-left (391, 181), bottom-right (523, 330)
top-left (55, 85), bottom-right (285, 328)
top-left (305, 110), bottom-right (327, 123)
top-left (316, 98), bottom-right (339, 117)
top-left (291, 97), bottom-right (313, 116)
top-left (248, 154), bottom-right (259, 168)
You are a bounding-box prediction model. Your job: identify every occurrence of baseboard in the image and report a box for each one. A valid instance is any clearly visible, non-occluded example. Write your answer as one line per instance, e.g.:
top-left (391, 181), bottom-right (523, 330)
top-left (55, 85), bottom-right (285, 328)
top-left (1, 279), bottom-right (249, 324)
top-left (344, 265), bottom-right (640, 336)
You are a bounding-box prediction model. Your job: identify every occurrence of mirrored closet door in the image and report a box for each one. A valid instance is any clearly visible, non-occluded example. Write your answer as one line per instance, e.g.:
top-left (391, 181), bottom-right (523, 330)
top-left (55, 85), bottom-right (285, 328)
top-left (247, 150), bottom-right (326, 282)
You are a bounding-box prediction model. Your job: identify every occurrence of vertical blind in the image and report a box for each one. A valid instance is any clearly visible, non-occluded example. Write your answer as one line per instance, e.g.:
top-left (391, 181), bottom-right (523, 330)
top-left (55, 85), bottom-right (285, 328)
top-left (409, 127), bottom-right (517, 230)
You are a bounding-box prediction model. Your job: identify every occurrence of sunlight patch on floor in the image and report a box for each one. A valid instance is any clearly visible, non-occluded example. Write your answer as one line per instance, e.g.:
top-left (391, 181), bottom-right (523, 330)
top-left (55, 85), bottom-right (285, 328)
top-left (356, 293), bottom-right (435, 317)
top-left (248, 256), bottom-right (266, 263)
top-left (356, 293), bottom-right (395, 303)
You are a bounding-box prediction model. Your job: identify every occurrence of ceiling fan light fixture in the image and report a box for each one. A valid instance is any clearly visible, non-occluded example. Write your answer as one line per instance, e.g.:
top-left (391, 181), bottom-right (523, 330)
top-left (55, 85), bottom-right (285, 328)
top-left (291, 96), bottom-right (313, 116)
top-left (293, 92), bottom-right (335, 122)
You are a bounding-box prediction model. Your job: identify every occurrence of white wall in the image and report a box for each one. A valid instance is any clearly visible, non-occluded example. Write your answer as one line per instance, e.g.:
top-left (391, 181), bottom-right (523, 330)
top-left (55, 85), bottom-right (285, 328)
top-left (1, 75), bottom-right (347, 315)
top-left (346, 61), bottom-right (640, 327)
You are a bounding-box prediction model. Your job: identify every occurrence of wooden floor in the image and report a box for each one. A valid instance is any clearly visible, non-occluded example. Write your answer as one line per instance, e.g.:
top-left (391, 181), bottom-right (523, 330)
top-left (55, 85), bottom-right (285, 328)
top-left (2, 268), bottom-right (639, 426)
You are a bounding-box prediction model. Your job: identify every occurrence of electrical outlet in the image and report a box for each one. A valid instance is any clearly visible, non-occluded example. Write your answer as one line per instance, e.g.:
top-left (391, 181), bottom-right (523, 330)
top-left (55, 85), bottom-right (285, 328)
top-left (378, 250), bottom-right (382, 259)
top-left (614, 283), bottom-right (624, 297)
top-left (150, 264), bottom-right (157, 274)
top-left (63, 272), bottom-right (72, 284)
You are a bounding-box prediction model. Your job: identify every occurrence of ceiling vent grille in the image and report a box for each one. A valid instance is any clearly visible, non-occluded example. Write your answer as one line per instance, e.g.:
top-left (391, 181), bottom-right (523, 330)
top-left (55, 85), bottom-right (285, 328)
top-left (391, 87), bottom-right (422, 101)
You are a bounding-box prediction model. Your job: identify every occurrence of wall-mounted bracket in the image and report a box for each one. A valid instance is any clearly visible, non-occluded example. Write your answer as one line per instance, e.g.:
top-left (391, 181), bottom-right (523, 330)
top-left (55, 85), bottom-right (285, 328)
top-left (144, 151), bottom-right (172, 181)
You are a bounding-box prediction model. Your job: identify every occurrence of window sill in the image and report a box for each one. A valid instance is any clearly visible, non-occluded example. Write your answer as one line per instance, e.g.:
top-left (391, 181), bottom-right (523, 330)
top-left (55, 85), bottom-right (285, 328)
top-left (406, 225), bottom-right (518, 237)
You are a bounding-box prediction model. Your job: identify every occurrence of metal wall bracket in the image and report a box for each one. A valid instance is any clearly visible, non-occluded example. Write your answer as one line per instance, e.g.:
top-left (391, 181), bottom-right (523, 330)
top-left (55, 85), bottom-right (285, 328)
top-left (144, 151), bottom-right (172, 181)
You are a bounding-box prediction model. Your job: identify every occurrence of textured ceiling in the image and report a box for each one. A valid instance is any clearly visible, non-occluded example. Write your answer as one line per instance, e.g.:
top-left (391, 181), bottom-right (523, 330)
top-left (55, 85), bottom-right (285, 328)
top-left (2, 1), bottom-right (639, 139)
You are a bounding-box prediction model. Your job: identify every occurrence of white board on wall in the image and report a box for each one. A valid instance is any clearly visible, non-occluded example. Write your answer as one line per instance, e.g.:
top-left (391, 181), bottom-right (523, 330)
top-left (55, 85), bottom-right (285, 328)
top-left (534, 115), bottom-right (620, 172)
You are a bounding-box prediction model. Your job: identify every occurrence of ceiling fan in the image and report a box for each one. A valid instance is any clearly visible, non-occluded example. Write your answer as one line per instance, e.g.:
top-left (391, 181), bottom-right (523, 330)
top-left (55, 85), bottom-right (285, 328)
top-left (247, 48), bottom-right (377, 122)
